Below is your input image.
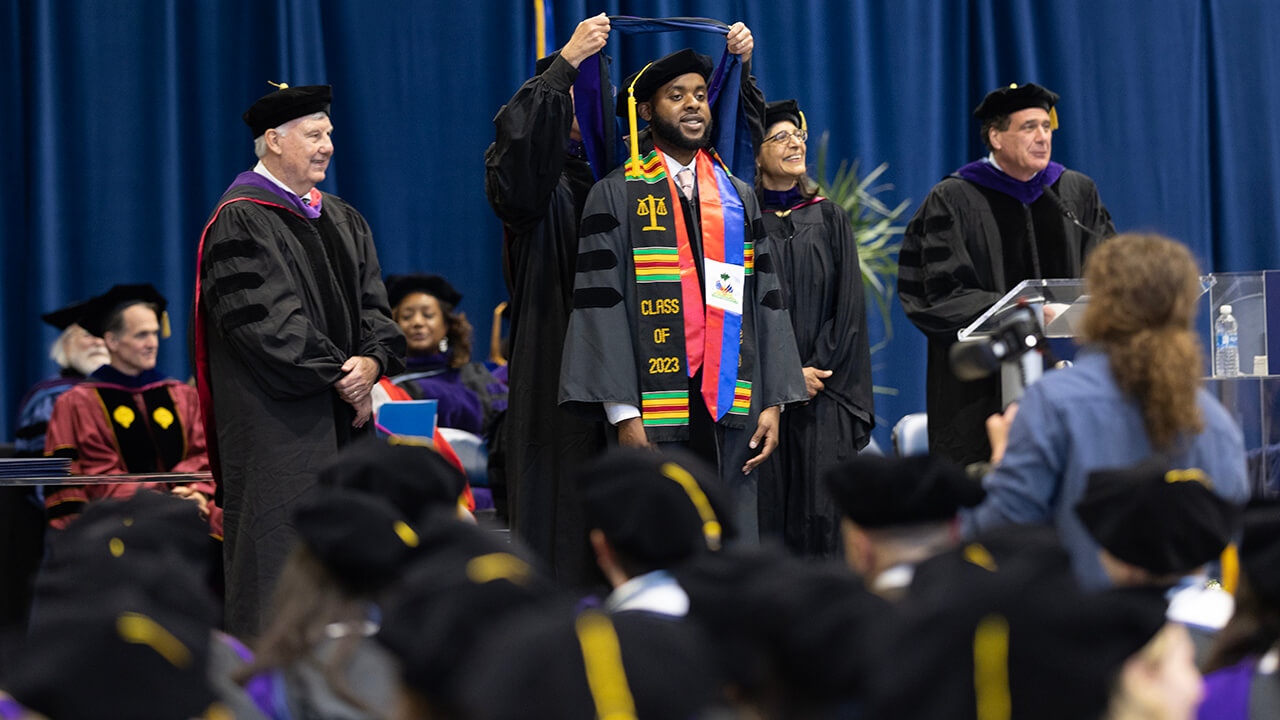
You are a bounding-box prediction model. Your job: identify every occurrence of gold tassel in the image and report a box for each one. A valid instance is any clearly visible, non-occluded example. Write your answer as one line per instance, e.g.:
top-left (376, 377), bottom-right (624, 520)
top-left (974, 614), bottom-right (1012, 720)
top-left (626, 62), bottom-right (655, 175)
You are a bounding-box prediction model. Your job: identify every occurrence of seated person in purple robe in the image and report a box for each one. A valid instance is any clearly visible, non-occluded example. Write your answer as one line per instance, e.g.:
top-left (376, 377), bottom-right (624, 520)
top-left (384, 274), bottom-right (507, 437)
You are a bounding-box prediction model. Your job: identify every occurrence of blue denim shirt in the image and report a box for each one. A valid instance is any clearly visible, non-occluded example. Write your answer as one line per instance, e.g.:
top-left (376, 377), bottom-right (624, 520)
top-left (960, 350), bottom-right (1248, 590)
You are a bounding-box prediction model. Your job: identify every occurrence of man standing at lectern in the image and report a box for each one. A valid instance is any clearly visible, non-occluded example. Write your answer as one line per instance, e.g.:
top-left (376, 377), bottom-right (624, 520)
top-left (897, 82), bottom-right (1115, 467)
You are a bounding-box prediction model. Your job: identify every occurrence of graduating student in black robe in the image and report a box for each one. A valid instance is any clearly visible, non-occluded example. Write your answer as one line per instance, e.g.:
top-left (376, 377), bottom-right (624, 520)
top-left (559, 49), bottom-right (807, 541)
top-left (484, 15), bottom-right (612, 588)
top-left (755, 100), bottom-right (875, 557)
top-left (195, 85), bottom-right (404, 637)
top-left (898, 83), bottom-right (1113, 467)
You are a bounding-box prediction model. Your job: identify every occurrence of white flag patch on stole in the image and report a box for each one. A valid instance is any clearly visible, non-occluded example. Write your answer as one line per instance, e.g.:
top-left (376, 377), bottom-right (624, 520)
top-left (704, 259), bottom-right (744, 315)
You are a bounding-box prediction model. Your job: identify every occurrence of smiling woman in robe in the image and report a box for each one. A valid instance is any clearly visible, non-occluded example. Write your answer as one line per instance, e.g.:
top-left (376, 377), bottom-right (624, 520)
top-left (753, 99), bottom-right (875, 558)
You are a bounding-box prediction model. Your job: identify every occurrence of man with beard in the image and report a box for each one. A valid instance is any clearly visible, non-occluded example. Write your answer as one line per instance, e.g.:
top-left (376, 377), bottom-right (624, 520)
top-left (560, 49), bottom-right (806, 541)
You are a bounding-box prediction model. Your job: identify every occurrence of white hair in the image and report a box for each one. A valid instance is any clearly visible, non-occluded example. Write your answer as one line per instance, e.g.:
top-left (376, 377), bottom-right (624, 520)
top-left (253, 111), bottom-right (328, 158)
top-left (49, 326), bottom-right (75, 368)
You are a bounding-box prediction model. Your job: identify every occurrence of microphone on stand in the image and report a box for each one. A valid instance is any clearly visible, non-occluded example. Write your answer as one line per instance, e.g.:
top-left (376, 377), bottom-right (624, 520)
top-left (1041, 184), bottom-right (1106, 239)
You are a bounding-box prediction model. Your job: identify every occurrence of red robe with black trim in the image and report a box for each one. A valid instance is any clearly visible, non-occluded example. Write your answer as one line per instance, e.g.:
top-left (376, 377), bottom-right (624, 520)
top-left (43, 373), bottom-right (213, 530)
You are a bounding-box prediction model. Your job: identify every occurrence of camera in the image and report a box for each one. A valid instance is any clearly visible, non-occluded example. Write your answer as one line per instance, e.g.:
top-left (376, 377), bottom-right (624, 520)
top-left (949, 304), bottom-right (1045, 382)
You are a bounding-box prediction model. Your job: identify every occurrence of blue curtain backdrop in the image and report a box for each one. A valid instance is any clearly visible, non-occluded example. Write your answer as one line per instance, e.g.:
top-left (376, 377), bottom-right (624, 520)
top-left (3, 0), bottom-right (1279, 451)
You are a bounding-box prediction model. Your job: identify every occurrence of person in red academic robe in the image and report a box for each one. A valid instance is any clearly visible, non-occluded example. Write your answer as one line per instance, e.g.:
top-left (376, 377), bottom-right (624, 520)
top-left (44, 284), bottom-right (213, 530)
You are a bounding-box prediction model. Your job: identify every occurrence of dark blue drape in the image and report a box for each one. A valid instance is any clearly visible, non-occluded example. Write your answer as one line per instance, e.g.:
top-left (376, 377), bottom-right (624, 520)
top-left (4, 1), bottom-right (1279, 451)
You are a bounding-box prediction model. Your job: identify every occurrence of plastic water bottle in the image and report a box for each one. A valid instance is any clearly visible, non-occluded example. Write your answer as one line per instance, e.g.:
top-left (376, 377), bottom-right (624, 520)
top-left (1215, 304), bottom-right (1240, 377)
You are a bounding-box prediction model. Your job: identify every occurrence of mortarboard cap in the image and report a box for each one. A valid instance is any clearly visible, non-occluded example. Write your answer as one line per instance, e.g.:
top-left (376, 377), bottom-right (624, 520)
top-left (673, 545), bottom-right (888, 713)
top-left (40, 297), bottom-right (95, 331)
top-left (1237, 499), bottom-right (1280, 605)
top-left (8, 584), bottom-right (221, 720)
top-left (44, 490), bottom-right (210, 574)
top-left (1075, 459), bottom-right (1239, 576)
top-left (580, 447), bottom-right (733, 565)
top-left (242, 82), bottom-right (332, 138)
top-left (385, 273), bottom-right (463, 310)
top-left (378, 513), bottom-right (559, 711)
top-left (617, 48), bottom-right (714, 118)
top-left (973, 82), bottom-right (1059, 122)
top-left (293, 489), bottom-right (421, 593)
top-left (825, 454), bottom-right (986, 528)
top-left (317, 436), bottom-right (468, 517)
top-left (461, 605), bottom-right (723, 720)
top-left (77, 283), bottom-right (169, 339)
top-left (764, 99), bottom-right (804, 132)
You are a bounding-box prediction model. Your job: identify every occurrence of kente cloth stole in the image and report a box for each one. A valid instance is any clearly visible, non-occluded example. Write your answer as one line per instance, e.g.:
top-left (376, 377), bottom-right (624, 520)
top-left (92, 385), bottom-right (187, 473)
top-left (626, 148), bottom-right (754, 439)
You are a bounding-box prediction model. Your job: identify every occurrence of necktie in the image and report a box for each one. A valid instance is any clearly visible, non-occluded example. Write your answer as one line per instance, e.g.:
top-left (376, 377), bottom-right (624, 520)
top-left (676, 167), bottom-right (695, 200)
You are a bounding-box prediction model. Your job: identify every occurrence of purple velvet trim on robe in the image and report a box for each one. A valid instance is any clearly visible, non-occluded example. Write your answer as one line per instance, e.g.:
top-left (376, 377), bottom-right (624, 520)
top-left (225, 171), bottom-right (322, 219)
top-left (0, 696), bottom-right (28, 719)
top-left (954, 158), bottom-right (1065, 205)
top-left (762, 186), bottom-right (808, 213)
top-left (394, 354), bottom-right (485, 436)
top-left (1198, 656), bottom-right (1256, 720)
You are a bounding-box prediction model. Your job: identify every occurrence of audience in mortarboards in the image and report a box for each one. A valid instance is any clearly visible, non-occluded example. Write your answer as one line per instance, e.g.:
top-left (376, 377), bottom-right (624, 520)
top-left (380, 512), bottom-right (561, 719)
top-left (2, 491), bottom-right (244, 719)
top-left (42, 284), bottom-right (215, 530)
top-left (231, 489), bottom-right (415, 720)
top-left (869, 525), bottom-right (1203, 720)
top-left (230, 438), bottom-right (476, 720)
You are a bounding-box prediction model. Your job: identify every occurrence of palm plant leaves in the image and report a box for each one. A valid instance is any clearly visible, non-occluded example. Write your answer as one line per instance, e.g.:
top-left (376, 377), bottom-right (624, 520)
top-left (812, 131), bottom-right (909, 352)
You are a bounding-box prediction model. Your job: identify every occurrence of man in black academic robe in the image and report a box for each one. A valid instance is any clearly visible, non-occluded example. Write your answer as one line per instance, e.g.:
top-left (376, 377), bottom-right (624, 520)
top-left (898, 83), bottom-right (1114, 467)
top-left (559, 49), bottom-right (807, 541)
top-left (195, 84), bottom-right (404, 636)
top-left (484, 14), bottom-right (612, 587)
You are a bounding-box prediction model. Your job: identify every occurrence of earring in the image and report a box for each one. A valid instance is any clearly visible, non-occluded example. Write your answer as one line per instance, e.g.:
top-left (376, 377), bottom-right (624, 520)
top-left (438, 337), bottom-right (449, 353)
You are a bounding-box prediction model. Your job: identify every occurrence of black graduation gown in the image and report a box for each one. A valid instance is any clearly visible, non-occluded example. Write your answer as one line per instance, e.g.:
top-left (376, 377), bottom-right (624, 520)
top-left (197, 184), bottom-right (404, 637)
top-left (759, 197), bottom-right (875, 556)
top-left (484, 54), bottom-right (607, 588)
top-left (897, 169), bottom-right (1114, 466)
top-left (558, 148), bottom-right (808, 540)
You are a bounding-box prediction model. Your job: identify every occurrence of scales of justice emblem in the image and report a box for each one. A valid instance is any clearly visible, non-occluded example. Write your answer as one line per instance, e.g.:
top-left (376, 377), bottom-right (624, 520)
top-left (637, 194), bottom-right (668, 232)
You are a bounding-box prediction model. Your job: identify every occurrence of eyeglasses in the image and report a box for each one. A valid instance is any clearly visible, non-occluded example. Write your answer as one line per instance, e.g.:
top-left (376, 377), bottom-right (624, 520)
top-left (766, 129), bottom-right (808, 144)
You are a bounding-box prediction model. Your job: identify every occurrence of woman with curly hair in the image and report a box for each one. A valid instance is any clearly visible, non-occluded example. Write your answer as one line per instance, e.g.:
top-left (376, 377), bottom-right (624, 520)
top-left (962, 233), bottom-right (1249, 589)
top-left (384, 274), bottom-right (507, 437)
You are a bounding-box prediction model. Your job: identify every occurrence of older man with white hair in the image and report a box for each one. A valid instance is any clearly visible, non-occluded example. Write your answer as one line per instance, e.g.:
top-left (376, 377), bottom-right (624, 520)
top-left (194, 82), bottom-right (404, 637)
